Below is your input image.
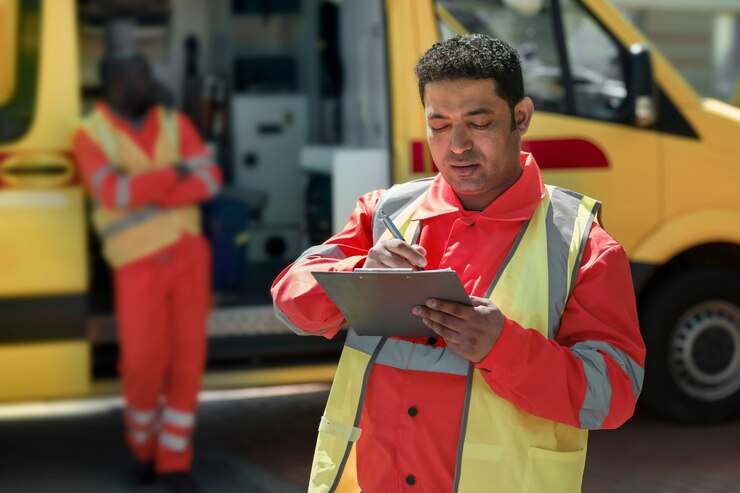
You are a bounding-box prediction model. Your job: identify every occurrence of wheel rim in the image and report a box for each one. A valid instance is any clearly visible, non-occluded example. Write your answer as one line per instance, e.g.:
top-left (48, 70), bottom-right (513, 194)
top-left (669, 301), bottom-right (740, 401)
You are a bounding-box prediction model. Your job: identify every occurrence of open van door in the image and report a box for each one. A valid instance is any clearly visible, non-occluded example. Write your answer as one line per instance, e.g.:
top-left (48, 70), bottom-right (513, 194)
top-left (0, 0), bottom-right (88, 401)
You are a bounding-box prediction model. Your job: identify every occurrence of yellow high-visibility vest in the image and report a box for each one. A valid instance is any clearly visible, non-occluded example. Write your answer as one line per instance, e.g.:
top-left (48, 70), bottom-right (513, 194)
top-left (81, 105), bottom-right (201, 268)
top-left (309, 179), bottom-right (600, 493)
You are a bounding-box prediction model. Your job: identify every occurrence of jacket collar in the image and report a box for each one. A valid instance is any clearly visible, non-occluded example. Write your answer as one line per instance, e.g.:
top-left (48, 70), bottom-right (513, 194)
top-left (412, 152), bottom-right (546, 222)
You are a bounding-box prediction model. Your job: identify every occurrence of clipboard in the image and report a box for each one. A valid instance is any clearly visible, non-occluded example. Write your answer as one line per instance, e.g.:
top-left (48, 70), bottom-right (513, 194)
top-left (312, 269), bottom-right (471, 337)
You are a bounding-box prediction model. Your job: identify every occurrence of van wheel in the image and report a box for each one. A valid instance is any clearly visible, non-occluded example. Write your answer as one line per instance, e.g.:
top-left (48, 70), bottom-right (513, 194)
top-left (640, 268), bottom-right (740, 424)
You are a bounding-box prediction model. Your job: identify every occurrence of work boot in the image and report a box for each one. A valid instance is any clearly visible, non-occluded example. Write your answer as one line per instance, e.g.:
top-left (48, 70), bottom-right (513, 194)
top-left (158, 471), bottom-right (200, 493)
top-left (130, 461), bottom-right (156, 485)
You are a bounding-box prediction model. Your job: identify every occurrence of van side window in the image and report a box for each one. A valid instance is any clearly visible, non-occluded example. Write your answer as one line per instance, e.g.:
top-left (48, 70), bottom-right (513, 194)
top-left (435, 0), bottom-right (628, 123)
top-left (561, 0), bottom-right (627, 121)
top-left (0, 0), bottom-right (41, 144)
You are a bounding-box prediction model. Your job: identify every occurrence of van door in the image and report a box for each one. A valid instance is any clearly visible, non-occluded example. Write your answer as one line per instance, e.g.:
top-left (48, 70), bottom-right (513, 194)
top-left (410, 0), bottom-right (661, 253)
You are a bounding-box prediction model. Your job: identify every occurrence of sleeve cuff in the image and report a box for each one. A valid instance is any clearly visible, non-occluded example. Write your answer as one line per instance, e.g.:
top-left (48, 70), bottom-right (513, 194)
top-left (328, 255), bottom-right (366, 272)
top-left (475, 317), bottom-right (529, 375)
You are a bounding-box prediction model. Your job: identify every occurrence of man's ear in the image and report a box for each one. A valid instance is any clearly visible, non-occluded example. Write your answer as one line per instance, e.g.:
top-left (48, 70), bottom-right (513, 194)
top-left (514, 97), bottom-right (534, 136)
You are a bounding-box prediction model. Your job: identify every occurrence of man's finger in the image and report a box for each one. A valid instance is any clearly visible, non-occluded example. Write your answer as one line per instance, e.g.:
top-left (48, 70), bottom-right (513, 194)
top-left (423, 317), bottom-right (460, 343)
top-left (425, 298), bottom-right (474, 319)
top-left (386, 240), bottom-right (427, 268)
top-left (414, 305), bottom-right (465, 332)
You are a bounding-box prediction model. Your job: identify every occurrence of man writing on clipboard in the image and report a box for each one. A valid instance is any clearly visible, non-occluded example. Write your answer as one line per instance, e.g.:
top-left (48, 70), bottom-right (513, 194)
top-left (272, 34), bottom-right (645, 492)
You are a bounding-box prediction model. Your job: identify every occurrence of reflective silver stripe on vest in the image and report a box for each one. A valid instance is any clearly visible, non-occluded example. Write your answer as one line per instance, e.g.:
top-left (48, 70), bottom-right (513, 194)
top-left (159, 431), bottom-right (189, 452)
top-left (372, 178), bottom-right (434, 244)
top-left (571, 340), bottom-right (644, 429)
top-left (345, 330), bottom-right (469, 376)
top-left (328, 332), bottom-right (386, 493)
top-left (545, 187), bottom-right (595, 339)
top-left (125, 406), bottom-right (157, 426)
top-left (116, 175), bottom-right (131, 208)
top-left (453, 363), bottom-right (475, 492)
top-left (92, 165), bottom-right (116, 198)
top-left (163, 407), bottom-right (196, 428)
top-left (101, 205), bottom-right (164, 239)
top-left (274, 244), bottom-right (349, 336)
top-left (569, 200), bottom-right (600, 300)
top-left (193, 168), bottom-right (220, 197)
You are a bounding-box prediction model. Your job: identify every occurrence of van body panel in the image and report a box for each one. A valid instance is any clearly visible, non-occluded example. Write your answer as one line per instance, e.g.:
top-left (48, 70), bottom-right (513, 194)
top-left (531, 114), bottom-right (660, 252)
top-left (631, 209), bottom-right (740, 264)
top-left (0, 188), bottom-right (88, 296)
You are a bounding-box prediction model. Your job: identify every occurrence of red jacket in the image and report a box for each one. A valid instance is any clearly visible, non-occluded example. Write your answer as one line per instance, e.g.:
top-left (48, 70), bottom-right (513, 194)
top-left (272, 152), bottom-right (645, 491)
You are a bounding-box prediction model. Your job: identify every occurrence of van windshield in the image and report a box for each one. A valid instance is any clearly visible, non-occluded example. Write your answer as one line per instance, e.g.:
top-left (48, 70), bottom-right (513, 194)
top-left (0, 0), bottom-right (41, 144)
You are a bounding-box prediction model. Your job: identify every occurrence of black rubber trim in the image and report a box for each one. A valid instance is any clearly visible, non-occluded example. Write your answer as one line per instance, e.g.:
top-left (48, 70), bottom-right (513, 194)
top-left (0, 294), bottom-right (87, 343)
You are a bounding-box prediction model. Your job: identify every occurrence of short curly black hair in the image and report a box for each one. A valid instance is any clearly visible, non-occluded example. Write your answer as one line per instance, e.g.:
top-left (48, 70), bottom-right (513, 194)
top-left (415, 34), bottom-right (524, 114)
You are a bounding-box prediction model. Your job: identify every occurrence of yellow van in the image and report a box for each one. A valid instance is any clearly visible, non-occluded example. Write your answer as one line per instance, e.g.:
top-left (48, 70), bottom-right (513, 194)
top-left (1, 0), bottom-right (738, 425)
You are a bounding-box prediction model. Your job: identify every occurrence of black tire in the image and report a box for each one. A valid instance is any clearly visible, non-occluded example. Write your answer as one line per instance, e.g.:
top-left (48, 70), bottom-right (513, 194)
top-left (640, 268), bottom-right (740, 424)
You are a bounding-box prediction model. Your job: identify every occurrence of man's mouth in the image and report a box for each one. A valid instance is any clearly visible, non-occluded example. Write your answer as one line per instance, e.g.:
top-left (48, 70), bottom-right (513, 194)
top-left (449, 163), bottom-right (479, 175)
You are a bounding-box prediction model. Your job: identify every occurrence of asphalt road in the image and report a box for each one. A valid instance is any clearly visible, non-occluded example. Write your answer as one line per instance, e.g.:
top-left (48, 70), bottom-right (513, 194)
top-left (1, 384), bottom-right (739, 492)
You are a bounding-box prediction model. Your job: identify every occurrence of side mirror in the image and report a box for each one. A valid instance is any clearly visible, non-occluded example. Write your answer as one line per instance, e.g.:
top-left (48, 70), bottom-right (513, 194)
top-left (629, 44), bottom-right (658, 127)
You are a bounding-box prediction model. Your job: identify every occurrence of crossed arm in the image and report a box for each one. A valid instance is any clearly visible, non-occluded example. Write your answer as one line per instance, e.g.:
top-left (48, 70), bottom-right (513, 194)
top-left (72, 114), bottom-right (222, 209)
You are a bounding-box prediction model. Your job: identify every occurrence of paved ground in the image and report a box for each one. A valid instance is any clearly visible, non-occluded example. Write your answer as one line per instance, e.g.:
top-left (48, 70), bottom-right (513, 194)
top-left (1, 384), bottom-right (739, 492)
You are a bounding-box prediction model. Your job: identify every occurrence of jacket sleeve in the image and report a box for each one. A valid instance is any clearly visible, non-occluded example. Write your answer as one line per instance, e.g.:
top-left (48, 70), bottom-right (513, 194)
top-left (72, 128), bottom-right (179, 209)
top-left (475, 224), bottom-right (646, 430)
top-left (155, 114), bottom-right (223, 208)
top-left (271, 190), bottom-right (384, 338)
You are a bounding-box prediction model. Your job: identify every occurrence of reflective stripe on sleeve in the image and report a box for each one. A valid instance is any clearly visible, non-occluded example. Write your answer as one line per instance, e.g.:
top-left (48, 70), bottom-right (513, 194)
top-left (571, 340), bottom-right (644, 429)
top-left (159, 432), bottom-right (189, 452)
top-left (193, 168), bottom-right (220, 196)
top-left (162, 407), bottom-right (196, 428)
top-left (273, 244), bottom-right (352, 334)
top-left (91, 165), bottom-right (116, 198)
top-left (184, 154), bottom-right (212, 170)
top-left (116, 175), bottom-right (131, 208)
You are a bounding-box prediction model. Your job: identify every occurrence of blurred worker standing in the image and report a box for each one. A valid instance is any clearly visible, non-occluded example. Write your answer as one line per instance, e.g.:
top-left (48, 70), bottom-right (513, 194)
top-left (72, 19), bottom-right (221, 493)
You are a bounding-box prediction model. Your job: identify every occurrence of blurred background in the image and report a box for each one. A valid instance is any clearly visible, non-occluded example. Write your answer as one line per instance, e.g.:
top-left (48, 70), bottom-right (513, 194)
top-left (0, 0), bottom-right (738, 491)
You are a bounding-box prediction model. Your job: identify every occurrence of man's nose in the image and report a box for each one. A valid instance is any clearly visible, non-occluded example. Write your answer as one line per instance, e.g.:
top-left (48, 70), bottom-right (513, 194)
top-left (449, 124), bottom-right (473, 154)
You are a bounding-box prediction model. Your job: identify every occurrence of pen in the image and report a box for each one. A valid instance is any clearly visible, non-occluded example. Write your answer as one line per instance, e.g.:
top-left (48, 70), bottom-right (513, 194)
top-left (379, 209), bottom-right (424, 271)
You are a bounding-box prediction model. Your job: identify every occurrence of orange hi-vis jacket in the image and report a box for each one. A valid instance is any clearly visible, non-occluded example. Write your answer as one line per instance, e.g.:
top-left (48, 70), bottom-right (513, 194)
top-left (272, 153), bottom-right (646, 492)
top-left (73, 101), bottom-right (222, 268)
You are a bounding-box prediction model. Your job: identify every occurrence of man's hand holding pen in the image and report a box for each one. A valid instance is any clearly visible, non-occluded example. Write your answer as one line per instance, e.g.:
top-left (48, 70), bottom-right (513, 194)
top-left (365, 239), bottom-right (428, 270)
top-left (367, 209), bottom-right (427, 270)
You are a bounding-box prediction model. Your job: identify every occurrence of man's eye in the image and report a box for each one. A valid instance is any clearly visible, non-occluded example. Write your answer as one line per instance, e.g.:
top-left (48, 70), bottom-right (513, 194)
top-left (430, 125), bottom-right (449, 132)
top-left (471, 122), bottom-right (491, 129)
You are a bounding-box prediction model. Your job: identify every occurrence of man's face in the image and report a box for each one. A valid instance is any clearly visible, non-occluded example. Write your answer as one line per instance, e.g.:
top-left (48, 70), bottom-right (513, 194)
top-left (424, 78), bottom-right (532, 211)
top-left (117, 59), bottom-right (156, 116)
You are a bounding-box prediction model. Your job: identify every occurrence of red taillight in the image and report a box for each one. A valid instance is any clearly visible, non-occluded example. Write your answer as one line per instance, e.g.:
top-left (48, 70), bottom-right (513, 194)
top-left (410, 140), bottom-right (437, 174)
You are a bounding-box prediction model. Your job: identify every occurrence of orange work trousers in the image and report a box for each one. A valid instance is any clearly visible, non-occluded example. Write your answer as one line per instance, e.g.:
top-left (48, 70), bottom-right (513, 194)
top-left (114, 233), bottom-right (211, 473)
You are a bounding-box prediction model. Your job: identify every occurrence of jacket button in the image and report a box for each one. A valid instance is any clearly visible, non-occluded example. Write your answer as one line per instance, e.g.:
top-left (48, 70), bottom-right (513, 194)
top-left (406, 474), bottom-right (416, 485)
top-left (408, 406), bottom-right (418, 417)
top-left (427, 337), bottom-right (437, 345)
